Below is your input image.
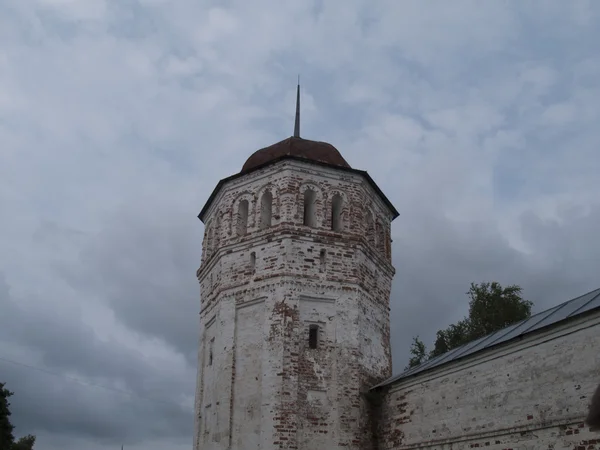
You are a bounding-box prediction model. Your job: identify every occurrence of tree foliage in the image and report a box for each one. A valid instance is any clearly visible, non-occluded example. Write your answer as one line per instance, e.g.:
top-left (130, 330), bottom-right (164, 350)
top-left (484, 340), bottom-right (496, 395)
top-left (406, 281), bottom-right (533, 368)
top-left (466, 282), bottom-right (532, 338)
top-left (430, 319), bottom-right (470, 358)
top-left (12, 435), bottom-right (36, 450)
top-left (1, 382), bottom-right (15, 450)
top-left (0, 382), bottom-right (35, 450)
top-left (405, 336), bottom-right (427, 370)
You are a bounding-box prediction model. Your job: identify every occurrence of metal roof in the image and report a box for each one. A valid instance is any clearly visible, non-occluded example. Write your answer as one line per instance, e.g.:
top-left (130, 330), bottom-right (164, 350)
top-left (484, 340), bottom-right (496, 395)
top-left (374, 287), bottom-right (600, 389)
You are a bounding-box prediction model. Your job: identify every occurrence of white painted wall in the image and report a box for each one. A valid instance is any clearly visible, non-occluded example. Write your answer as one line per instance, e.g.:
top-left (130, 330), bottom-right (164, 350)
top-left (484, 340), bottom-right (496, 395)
top-left (379, 311), bottom-right (600, 450)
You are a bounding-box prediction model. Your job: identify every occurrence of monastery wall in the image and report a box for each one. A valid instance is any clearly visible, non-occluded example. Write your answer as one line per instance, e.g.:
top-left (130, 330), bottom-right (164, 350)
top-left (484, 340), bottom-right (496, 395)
top-left (194, 159), bottom-right (395, 450)
top-left (378, 310), bottom-right (600, 450)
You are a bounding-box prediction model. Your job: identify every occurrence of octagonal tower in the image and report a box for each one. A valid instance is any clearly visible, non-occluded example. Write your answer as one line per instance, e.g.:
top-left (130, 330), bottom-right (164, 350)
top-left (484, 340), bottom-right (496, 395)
top-left (193, 87), bottom-right (398, 450)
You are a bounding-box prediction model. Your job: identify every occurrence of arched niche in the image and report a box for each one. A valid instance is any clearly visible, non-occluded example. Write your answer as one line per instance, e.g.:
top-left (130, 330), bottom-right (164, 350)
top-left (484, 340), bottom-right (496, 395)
top-left (230, 192), bottom-right (256, 237)
top-left (376, 219), bottom-right (385, 253)
top-left (256, 184), bottom-right (279, 230)
top-left (204, 219), bottom-right (214, 259)
top-left (298, 183), bottom-right (323, 228)
top-left (365, 209), bottom-right (376, 245)
top-left (237, 200), bottom-right (249, 236)
top-left (214, 214), bottom-right (221, 248)
top-left (327, 189), bottom-right (349, 232)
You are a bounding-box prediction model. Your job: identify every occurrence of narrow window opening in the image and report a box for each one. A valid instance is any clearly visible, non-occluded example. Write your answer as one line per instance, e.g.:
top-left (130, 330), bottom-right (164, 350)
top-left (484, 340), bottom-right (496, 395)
top-left (250, 251), bottom-right (256, 270)
top-left (331, 194), bottom-right (343, 232)
top-left (319, 249), bottom-right (326, 273)
top-left (237, 200), bottom-right (249, 236)
top-left (260, 191), bottom-right (273, 230)
top-left (208, 338), bottom-right (214, 366)
top-left (308, 325), bottom-right (319, 349)
top-left (303, 189), bottom-right (317, 227)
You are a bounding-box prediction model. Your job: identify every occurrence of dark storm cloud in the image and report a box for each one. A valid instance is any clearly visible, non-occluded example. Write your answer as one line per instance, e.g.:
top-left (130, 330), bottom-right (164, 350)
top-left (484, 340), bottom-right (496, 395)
top-left (60, 203), bottom-right (202, 363)
top-left (0, 272), bottom-right (194, 446)
top-left (1, 1), bottom-right (600, 450)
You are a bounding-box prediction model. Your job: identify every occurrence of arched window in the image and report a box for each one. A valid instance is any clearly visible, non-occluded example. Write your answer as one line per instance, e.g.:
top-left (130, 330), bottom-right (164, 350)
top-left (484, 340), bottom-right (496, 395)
top-left (237, 200), bottom-right (249, 236)
top-left (260, 191), bottom-right (273, 230)
top-left (331, 194), bottom-right (344, 232)
top-left (303, 189), bottom-right (317, 227)
top-left (250, 251), bottom-right (256, 271)
top-left (319, 249), bottom-right (326, 273)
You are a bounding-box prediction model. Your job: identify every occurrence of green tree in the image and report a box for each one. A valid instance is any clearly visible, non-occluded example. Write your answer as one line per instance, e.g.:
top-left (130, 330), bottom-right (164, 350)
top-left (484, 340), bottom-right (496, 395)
top-left (1, 382), bottom-right (15, 450)
top-left (12, 435), bottom-right (36, 450)
top-left (466, 282), bottom-right (532, 339)
top-left (0, 382), bottom-right (35, 450)
top-left (406, 282), bottom-right (533, 367)
top-left (430, 319), bottom-right (470, 358)
top-left (405, 336), bottom-right (427, 369)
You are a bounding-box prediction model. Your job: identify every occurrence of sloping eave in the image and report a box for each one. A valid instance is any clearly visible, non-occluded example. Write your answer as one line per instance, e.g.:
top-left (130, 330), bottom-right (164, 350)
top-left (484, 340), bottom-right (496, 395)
top-left (198, 154), bottom-right (399, 223)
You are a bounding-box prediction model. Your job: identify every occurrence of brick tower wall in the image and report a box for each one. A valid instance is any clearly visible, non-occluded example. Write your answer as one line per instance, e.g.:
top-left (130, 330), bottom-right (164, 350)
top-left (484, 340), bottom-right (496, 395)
top-left (194, 159), bottom-right (396, 450)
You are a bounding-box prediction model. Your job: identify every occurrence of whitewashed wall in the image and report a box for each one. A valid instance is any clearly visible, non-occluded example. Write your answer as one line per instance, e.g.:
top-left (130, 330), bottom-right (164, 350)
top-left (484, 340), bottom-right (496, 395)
top-left (379, 311), bottom-right (600, 450)
top-left (194, 159), bottom-right (396, 450)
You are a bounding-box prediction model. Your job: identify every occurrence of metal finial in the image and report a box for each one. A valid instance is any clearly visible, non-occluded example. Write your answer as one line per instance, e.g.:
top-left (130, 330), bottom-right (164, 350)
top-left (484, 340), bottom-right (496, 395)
top-left (293, 78), bottom-right (300, 138)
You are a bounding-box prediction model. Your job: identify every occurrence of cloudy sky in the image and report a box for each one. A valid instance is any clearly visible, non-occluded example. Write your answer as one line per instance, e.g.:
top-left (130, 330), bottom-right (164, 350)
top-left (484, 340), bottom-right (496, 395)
top-left (1, 0), bottom-right (600, 449)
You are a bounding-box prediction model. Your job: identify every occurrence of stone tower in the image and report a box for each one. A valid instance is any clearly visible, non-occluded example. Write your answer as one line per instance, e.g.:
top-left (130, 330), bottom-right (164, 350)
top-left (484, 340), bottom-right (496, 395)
top-left (194, 88), bottom-right (398, 450)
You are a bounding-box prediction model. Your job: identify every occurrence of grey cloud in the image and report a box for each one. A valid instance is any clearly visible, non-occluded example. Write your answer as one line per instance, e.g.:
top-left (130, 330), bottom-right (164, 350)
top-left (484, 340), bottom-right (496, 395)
top-left (0, 272), bottom-right (194, 447)
top-left (2, 1), bottom-right (600, 450)
top-left (389, 203), bottom-right (600, 370)
top-left (57, 203), bottom-right (202, 362)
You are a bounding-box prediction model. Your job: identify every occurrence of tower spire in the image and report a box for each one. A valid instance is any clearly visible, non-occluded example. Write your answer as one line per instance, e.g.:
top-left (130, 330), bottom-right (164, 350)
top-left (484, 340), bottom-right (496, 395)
top-left (293, 76), bottom-right (300, 138)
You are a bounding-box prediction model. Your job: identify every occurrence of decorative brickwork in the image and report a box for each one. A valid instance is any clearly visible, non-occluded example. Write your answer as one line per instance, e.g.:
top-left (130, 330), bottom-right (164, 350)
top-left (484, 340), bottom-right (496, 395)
top-left (193, 158), bottom-right (396, 450)
top-left (192, 141), bottom-right (599, 450)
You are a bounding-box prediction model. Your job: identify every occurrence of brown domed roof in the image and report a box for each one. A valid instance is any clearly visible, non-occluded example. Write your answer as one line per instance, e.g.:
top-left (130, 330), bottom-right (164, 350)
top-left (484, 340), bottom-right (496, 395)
top-left (241, 136), bottom-right (351, 173)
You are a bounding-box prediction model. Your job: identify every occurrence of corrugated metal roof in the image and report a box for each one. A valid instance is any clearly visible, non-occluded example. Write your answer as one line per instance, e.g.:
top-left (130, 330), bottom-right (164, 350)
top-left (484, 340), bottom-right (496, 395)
top-left (374, 287), bottom-right (600, 388)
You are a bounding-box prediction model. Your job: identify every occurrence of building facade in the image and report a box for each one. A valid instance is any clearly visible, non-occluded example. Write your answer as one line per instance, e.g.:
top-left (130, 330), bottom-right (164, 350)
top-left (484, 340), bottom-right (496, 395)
top-left (375, 288), bottom-right (600, 449)
top-left (193, 92), bottom-right (599, 449)
top-left (194, 132), bottom-right (399, 450)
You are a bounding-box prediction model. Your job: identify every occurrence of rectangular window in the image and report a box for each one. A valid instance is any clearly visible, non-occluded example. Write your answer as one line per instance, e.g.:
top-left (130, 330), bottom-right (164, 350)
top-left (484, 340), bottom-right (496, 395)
top-left (303, 189), bottom-right (317, 227)
top-left (308, 325), bottom-right (319, 349)
top-left (319, 249), bottom-right (326, 273)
